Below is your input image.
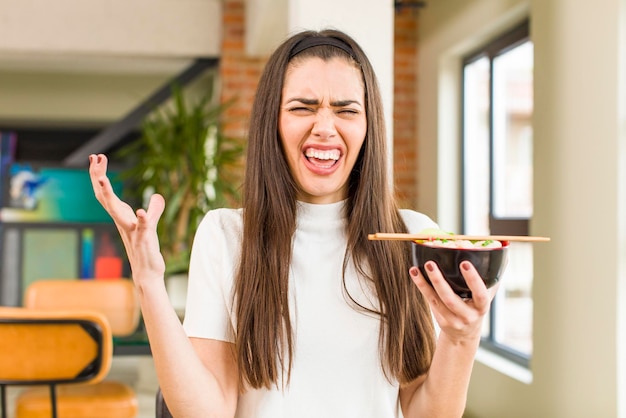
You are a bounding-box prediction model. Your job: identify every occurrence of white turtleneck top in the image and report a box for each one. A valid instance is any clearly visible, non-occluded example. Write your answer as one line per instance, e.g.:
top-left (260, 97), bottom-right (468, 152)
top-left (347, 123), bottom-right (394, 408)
top-left (183, 201), bottom-right (437, 418)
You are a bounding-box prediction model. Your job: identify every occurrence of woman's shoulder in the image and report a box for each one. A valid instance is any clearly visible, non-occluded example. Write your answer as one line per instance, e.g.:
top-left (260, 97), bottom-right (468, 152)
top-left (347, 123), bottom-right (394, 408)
top-left (197, 207), bottom-right (243, 237)
top-left (202, 206), bottom-right (243, 221)
top-left (399, 209), bottom-right (438, 234)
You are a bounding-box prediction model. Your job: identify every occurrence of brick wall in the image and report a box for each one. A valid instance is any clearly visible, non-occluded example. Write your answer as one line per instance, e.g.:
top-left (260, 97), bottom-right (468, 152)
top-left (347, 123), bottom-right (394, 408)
top-left (393, 8), bottom-right (419, 209)
top-left (220, 0), bottom-right (265, 141)
top-left (220, 0), bottom-right (420, 208)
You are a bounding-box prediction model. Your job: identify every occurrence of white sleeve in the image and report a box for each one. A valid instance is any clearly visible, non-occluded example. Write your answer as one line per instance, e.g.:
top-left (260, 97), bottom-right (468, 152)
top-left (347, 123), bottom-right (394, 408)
top-left (399, 209), bottom-right (439, 233)
top-left (182, 208), bottom-right (243, 343)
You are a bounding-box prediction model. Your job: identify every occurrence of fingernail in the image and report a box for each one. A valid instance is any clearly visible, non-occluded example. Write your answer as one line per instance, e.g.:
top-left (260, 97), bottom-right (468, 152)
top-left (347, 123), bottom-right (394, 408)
top-left (409, 266), bottom-right (419, 276)
top-left (462, 261), bottom-right (471, 271)
top-left (426, 262), bottom-right (435, 272)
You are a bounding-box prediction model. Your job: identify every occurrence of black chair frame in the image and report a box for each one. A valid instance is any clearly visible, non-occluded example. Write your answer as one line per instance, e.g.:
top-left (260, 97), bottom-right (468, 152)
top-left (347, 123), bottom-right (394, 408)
top-left (155, 387), bottom-right (174, 418)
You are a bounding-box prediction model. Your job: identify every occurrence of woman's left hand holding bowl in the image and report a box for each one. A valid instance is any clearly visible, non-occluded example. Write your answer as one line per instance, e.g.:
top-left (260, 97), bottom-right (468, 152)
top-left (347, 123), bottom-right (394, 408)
top-left (410, 261), bottom-right (498, 344)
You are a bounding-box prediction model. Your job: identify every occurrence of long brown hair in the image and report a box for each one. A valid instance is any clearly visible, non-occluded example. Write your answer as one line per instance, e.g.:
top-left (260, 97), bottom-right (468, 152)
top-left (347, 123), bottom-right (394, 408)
top-left (235, 29), bottom-right (435, 389)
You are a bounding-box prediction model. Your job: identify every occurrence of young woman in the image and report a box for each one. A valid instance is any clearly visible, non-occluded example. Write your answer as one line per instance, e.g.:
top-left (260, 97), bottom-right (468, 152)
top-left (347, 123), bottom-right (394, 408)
top-left (89, 29), bottom-right (496, 418)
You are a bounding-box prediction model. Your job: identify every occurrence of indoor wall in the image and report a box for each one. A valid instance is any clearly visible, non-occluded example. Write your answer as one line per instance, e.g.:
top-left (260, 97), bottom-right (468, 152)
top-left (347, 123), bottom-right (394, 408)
top-left (417, 0), bottom-right (626, 417)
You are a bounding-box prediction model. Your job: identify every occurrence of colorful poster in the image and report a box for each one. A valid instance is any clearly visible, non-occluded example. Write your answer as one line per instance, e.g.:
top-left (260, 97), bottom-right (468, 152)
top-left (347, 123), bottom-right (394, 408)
top-left (0, 164), bottom-right (122, 223)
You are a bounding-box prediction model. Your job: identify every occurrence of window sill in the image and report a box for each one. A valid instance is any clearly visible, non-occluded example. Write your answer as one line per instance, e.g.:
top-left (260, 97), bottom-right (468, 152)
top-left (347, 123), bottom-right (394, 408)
top-left (475, 346), bottom-right (533, 384)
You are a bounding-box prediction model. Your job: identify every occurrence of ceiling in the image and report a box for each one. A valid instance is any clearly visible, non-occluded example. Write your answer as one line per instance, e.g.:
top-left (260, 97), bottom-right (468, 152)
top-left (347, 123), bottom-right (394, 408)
top-left (0, 52), bottom-right (195, 76)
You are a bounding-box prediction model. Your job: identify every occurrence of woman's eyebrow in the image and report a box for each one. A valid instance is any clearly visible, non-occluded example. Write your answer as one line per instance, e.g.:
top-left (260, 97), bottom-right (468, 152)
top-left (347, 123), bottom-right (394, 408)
top-left (330, 99), bottom-right (362, 107)
top-left (285, 97), bottom-right (362, 107)
top-left (285, 97), bottom-right (319, 105)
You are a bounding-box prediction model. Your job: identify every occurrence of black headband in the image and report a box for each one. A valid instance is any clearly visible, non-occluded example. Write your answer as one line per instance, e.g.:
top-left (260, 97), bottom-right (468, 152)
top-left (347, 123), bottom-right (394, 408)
top-left (289, 36), bottom-right (356, 59)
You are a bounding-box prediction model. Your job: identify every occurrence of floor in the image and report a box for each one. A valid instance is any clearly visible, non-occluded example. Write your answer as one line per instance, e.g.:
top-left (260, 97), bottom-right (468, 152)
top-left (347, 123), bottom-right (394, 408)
top-left (4, 356), bottom-right (159, 418)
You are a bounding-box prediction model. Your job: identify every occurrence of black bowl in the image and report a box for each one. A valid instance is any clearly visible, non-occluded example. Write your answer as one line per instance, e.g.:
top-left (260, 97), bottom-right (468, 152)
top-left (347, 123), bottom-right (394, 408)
top-left (412, 241), bottom-right (509, 299)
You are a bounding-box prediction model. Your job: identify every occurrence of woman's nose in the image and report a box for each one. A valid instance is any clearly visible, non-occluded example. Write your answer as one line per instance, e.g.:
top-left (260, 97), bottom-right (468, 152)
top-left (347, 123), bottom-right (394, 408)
top-left (311, 110), bottom-right (337, 139)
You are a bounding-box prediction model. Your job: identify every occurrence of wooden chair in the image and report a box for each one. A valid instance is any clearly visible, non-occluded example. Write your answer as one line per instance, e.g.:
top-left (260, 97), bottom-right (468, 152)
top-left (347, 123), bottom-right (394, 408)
top-left (24, 279), bottom-right (140, 337)
top-left (0, 307), bottom-right (120, 418)
top-left (7, 279), bottom-right (141, 418)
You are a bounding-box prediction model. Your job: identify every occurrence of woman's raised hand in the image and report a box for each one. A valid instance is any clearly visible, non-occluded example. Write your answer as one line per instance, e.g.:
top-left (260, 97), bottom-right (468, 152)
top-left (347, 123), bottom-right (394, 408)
top-left (89, 154), bottom-right (167, 283)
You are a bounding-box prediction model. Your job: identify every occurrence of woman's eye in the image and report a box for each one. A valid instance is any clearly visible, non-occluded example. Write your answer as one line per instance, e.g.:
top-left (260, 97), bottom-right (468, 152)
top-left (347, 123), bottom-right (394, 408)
top-left (338, 109), bottom-right (359, 115)
top-left (289, 107), bottom-right (313, 113)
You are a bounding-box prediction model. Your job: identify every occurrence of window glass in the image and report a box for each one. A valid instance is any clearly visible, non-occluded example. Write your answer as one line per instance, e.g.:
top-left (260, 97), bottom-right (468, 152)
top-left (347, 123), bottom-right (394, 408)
top-left (495, 242), bottom-right (533, 355)
top-left (462, 21), bottom-right (533, 366)
top-left (463, 56), bottom-right (491, 235)
top-left (492, 42), bottom-right (534, 219)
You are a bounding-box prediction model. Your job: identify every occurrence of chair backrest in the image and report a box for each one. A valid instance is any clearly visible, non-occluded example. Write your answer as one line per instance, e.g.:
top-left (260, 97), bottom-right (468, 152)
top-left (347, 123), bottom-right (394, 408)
top-left (0, 307), bottom-right (112, 385)
top-left (24, 279), bottom-right (140, 337)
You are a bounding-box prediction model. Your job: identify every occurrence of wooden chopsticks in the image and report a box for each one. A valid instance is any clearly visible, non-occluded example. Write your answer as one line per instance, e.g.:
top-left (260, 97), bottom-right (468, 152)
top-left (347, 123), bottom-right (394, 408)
top-left (367, 233), bottom-right (551, 242)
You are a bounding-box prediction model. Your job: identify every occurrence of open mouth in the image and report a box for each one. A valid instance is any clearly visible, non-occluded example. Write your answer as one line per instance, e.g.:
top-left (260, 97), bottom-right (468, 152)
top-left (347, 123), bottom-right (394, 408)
top-left (304, 148), bottom-right (341, 169)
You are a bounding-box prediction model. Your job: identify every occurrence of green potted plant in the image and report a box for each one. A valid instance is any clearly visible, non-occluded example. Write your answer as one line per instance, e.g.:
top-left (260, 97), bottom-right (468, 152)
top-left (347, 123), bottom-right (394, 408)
top-left (117, 84), bottom-right (244, 313)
